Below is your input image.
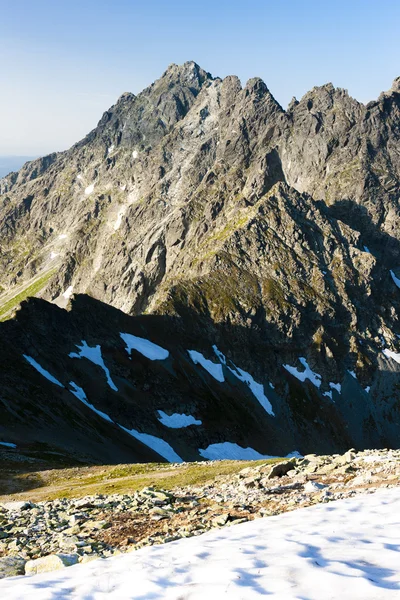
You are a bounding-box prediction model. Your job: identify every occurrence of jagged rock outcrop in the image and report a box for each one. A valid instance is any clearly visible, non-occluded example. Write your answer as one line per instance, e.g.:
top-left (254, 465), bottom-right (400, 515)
top-left (1, 61), bottom-right (400, 459)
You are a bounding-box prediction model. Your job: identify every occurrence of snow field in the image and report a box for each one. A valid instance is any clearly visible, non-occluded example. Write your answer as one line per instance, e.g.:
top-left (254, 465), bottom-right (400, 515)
top-left (2, 487), bottom-right (399, 599)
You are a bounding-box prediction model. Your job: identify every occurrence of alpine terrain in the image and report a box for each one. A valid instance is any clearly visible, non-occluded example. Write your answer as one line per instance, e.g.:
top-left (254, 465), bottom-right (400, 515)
top-left (1, 61), bottom-right (400, 465)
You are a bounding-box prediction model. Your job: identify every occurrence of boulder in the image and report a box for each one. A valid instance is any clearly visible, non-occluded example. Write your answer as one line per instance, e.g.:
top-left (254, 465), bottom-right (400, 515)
top-left (0, 556), bottom-right (26, 579)
top-left (265, 460), bottom-right (296, 479)
top-left (25, 553), bottom-right (79, 576)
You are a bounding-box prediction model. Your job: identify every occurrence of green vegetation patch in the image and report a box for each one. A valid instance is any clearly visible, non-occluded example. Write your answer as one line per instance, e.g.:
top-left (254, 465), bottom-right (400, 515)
top-left (0, 458), bottom-right (283, 502)
top-left (0, 269), bottom-right (56, 322)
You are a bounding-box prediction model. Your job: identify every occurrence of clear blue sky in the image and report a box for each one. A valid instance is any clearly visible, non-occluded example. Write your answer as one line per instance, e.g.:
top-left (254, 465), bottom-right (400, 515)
top-left (1, 0), bottom-right (399, 155)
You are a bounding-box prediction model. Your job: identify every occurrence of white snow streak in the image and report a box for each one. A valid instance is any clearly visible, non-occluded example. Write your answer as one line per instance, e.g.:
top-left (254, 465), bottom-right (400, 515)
top-left (188, 350), bottom-right (224, 382)
top-left (199, 442), bottom-right (277, 461)
top-left (329, 382), bottom-right (342, 393)
top-left (283, 357), bottom-right (322, 388)
top-left (69, 341), bottom-right (118, 391)
top-left (390, 270), bottom-right (400, 289)
top-left (23, 355), bottom-right (63, 387)
top-left (84, 184), bottom-right (94, 195)
top-left (383, 348), bottom-right (400, 364)
top-left (0, 442), bottom-right (17, 449)
top-left (62, 286), bottom-right (74, 299)
top-left (120, 333), bottom-right (169, 360)
top-left (69, 382), bottom-right (113, 423)
top-left (119, 425), bottom-right (182, 463)
top-left (212, 345), bottom-right (274, 416)
top-left (157, 411), bottom-right (202, 428)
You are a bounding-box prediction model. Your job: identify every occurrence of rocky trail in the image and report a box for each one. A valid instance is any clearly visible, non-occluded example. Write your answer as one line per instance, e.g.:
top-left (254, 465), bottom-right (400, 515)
top-left (0, 448), bottom-right (399, 579)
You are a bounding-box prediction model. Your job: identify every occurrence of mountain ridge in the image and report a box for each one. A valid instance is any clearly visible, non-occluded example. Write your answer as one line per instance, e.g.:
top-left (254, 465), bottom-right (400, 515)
top-left (1, 61), bottom-right (400, 461)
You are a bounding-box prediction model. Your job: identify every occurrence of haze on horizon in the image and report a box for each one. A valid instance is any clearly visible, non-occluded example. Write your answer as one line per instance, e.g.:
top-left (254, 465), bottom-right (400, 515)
top-left (1, 0), bottom-right (399, 157)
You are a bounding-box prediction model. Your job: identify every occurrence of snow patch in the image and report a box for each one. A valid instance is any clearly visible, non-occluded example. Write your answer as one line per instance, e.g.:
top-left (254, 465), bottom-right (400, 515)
top-left (383, 348), bottom-right (400, 364)
top-left (69, 382), bottom-right (113, 423)
top-left (58, 234), bottom-right (68, 240)
top-left (229, 364), bottom-right (275, 416)
top-left (329, 382), bottom-right (342, 393)
top-left (84, 184), bottom-right (94, 195)
top-left (157, 411), bottom-right (202, 428)
top-left (132, 150), bottom-right (138, 159)
top-left (108, 144), bottom-right (115, 154)
top-left (120, 333), bottom-right (169, 360)
top-left (323, 391), bottom-right (333, 400)
top-left (0, 442), bottom-right (17, 449)
top-left (365, 386), bottom-right (371, 393)
top-left (363, 246), bottom-right (370, 253)
top-left (283, 357), bottom-right (322, 388)
top-left (119, 425), bottom-right (182, 463)
top-left (390, 270), bottom-right (400, 289)
top-left (69, 341), bottom-right (118, 391)
top-left (50, 252), bottom-right (59, 260)
top-left (212, 346), bottom-right (274, 416)
top-left (76, 174), bottom-right (83, 180)
top-left (199, 442), bottom-right (276, 461)
top-left (62, 286), bottom-right (73, 299)
top-left (23, 355), bottom-right (63, 387)
top-left (188, 350), bottom-right (224, 382)
top-left (113, 206), bottom-right (127, 231)
top-left (348, 370), bottom-right (357, 379)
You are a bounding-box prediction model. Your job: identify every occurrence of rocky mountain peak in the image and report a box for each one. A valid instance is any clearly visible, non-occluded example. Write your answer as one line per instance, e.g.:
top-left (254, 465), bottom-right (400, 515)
top-left (1, 63), bottom-right (400, 462)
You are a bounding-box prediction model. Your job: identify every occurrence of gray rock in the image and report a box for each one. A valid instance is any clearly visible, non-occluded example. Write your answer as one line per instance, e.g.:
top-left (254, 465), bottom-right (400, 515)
top-left (25, 553), bottom-right (79, 575)
top-left (0, 556), bottom-right (26, 579)
top-left (266, 460), bottom-right (296, 479)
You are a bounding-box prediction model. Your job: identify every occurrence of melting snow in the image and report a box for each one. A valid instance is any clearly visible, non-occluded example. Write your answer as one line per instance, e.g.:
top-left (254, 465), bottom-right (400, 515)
top-left (62, 286), bottom-right (74, 299)
top-left (69, 341), bottom-right (118, 391)
top-left (283, 357), bottom-right (322, 388)
top-left (113, 206), bottom-right (127, 231)
top-left (390, 270), bottom-right (400, 289)
top-left (188, 350), bottom-right (224, 382)
top-left (120, 333), bottom-right (169, 360)
top-left (157, 411), bottom-right (202, 428)
top-left (119, 425), bottom-right (182, 463)
top-left (383, 348), bottom-right (400, 364)
top-left (69, 382), bottom-right (113, 423)
top-left (329, 382), bottom-right (342, 394)
top-left (199, 442), bottom-right (276, 461)
top-left (0, 442), bottom-right (17, 449)
top-left (23, 355), bottom-right (63, 387)
top-left (1, 488), bottom-right (400, 599)
top-left (229, 364), bottom-right (275, 416)
top-left (84, 184), bottom-right (94, 195)
top-left (212, 346), bottom-right (274, 416)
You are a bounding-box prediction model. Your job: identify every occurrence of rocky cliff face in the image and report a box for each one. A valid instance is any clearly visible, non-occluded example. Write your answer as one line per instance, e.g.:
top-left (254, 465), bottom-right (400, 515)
top-left (1, 62), bottom-right (400, 462)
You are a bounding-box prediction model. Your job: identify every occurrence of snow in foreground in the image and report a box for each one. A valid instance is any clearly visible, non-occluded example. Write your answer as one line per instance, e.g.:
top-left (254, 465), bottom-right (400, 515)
top-left (2, 488), bottom-right (399, 599)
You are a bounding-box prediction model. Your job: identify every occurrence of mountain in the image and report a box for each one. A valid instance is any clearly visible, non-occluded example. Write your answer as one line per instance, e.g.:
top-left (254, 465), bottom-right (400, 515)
top-left (0, 157), bottom-right (37, 179)
top-left (1, 61), bottom-right (400, 464)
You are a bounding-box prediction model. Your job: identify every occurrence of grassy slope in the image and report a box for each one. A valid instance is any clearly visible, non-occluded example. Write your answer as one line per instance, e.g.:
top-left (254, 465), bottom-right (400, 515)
top-left (0, 459), bottom-right (282, 503)
top-left (0, 269), bottom-right (55, 321)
